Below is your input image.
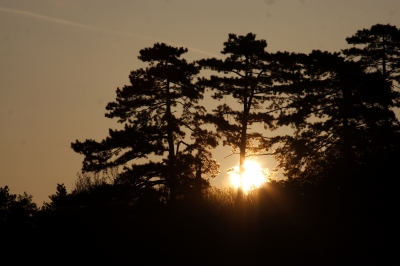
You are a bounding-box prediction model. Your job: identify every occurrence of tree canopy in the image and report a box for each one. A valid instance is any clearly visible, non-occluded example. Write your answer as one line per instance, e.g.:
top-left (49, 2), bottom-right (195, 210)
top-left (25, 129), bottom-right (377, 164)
top-left (70, 25), bottom-right (400, 203)
top-left (343, 24), bottom-right (400, 83)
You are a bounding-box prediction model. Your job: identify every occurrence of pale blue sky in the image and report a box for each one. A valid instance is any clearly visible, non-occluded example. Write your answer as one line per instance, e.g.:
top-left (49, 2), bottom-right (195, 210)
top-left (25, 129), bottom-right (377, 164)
top-left (1, 0), bottom-right (399, 204)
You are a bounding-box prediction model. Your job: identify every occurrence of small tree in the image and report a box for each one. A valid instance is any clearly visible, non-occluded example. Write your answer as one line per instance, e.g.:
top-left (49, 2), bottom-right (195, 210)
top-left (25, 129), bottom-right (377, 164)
top-left (42, 183), bottom-right (68, 210)
top-left (0, 186), bottom-right (37, 224)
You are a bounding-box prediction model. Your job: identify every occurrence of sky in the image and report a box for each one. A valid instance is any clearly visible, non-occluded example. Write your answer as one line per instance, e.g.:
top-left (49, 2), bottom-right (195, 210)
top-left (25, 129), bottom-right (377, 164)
top-left (1, 0), bottom-right (400, 205)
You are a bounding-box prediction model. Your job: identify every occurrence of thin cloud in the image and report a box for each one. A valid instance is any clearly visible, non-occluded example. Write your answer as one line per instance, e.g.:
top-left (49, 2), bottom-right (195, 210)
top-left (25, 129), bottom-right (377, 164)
top-left (0, 6), bottom-right (220, 58)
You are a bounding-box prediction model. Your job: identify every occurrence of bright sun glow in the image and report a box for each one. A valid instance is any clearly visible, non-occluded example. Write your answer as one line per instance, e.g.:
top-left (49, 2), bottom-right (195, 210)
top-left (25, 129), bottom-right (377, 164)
top-left (228, 160), bottom-right (269, 193)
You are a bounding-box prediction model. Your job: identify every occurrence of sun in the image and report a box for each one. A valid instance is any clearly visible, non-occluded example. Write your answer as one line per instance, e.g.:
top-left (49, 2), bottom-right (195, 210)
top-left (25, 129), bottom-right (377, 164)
top-left (228, 160), bottom-right (269, 193)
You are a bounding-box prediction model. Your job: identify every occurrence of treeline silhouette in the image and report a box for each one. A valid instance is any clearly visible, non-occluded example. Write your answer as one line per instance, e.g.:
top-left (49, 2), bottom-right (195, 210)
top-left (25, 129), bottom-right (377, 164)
top-left (1, 24), bottom-right (399, 264)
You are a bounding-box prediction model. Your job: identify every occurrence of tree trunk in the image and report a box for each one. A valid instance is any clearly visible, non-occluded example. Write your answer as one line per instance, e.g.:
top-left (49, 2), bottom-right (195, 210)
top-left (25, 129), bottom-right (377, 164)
top-left (237, 60), bottom-right (250, 201)
top-left (194, 154), bottom-right (203, 203)
top-left (166, 77), bottom-right (177, 204)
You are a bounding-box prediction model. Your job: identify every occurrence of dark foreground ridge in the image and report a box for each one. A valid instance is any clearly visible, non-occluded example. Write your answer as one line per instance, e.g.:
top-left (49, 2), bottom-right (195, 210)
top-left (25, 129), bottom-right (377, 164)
top-left (1, 182), bottom-right (398, 265)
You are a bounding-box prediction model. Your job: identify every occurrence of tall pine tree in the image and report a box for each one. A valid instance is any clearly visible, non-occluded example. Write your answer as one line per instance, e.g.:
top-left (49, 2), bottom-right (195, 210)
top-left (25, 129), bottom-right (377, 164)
top-left (343, 24), bottom-right (400, 117)
top-left (72, 43), bottom-right (219, 203)
top-left (273, 51), bottom-right (398, 196)
top-left (198, 33), bottom-right (295, 195)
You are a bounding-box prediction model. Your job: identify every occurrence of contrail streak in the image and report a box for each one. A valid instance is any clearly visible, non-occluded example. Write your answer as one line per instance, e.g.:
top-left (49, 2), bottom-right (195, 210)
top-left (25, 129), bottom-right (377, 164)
top-left (0, 6), bottom-right (157, 40)
top-left (0, 6), bottom-right (220, 58)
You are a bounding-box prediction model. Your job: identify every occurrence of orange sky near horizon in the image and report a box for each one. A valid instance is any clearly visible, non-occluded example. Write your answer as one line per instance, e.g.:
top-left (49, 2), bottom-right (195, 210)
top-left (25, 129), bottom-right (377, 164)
top-left (1, 0), bottom-right (399, 205)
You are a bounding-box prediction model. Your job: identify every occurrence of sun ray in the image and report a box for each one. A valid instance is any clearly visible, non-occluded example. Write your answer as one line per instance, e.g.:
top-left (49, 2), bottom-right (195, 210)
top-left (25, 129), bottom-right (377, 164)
top-left (228, 160), bottom-right (269, 193)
